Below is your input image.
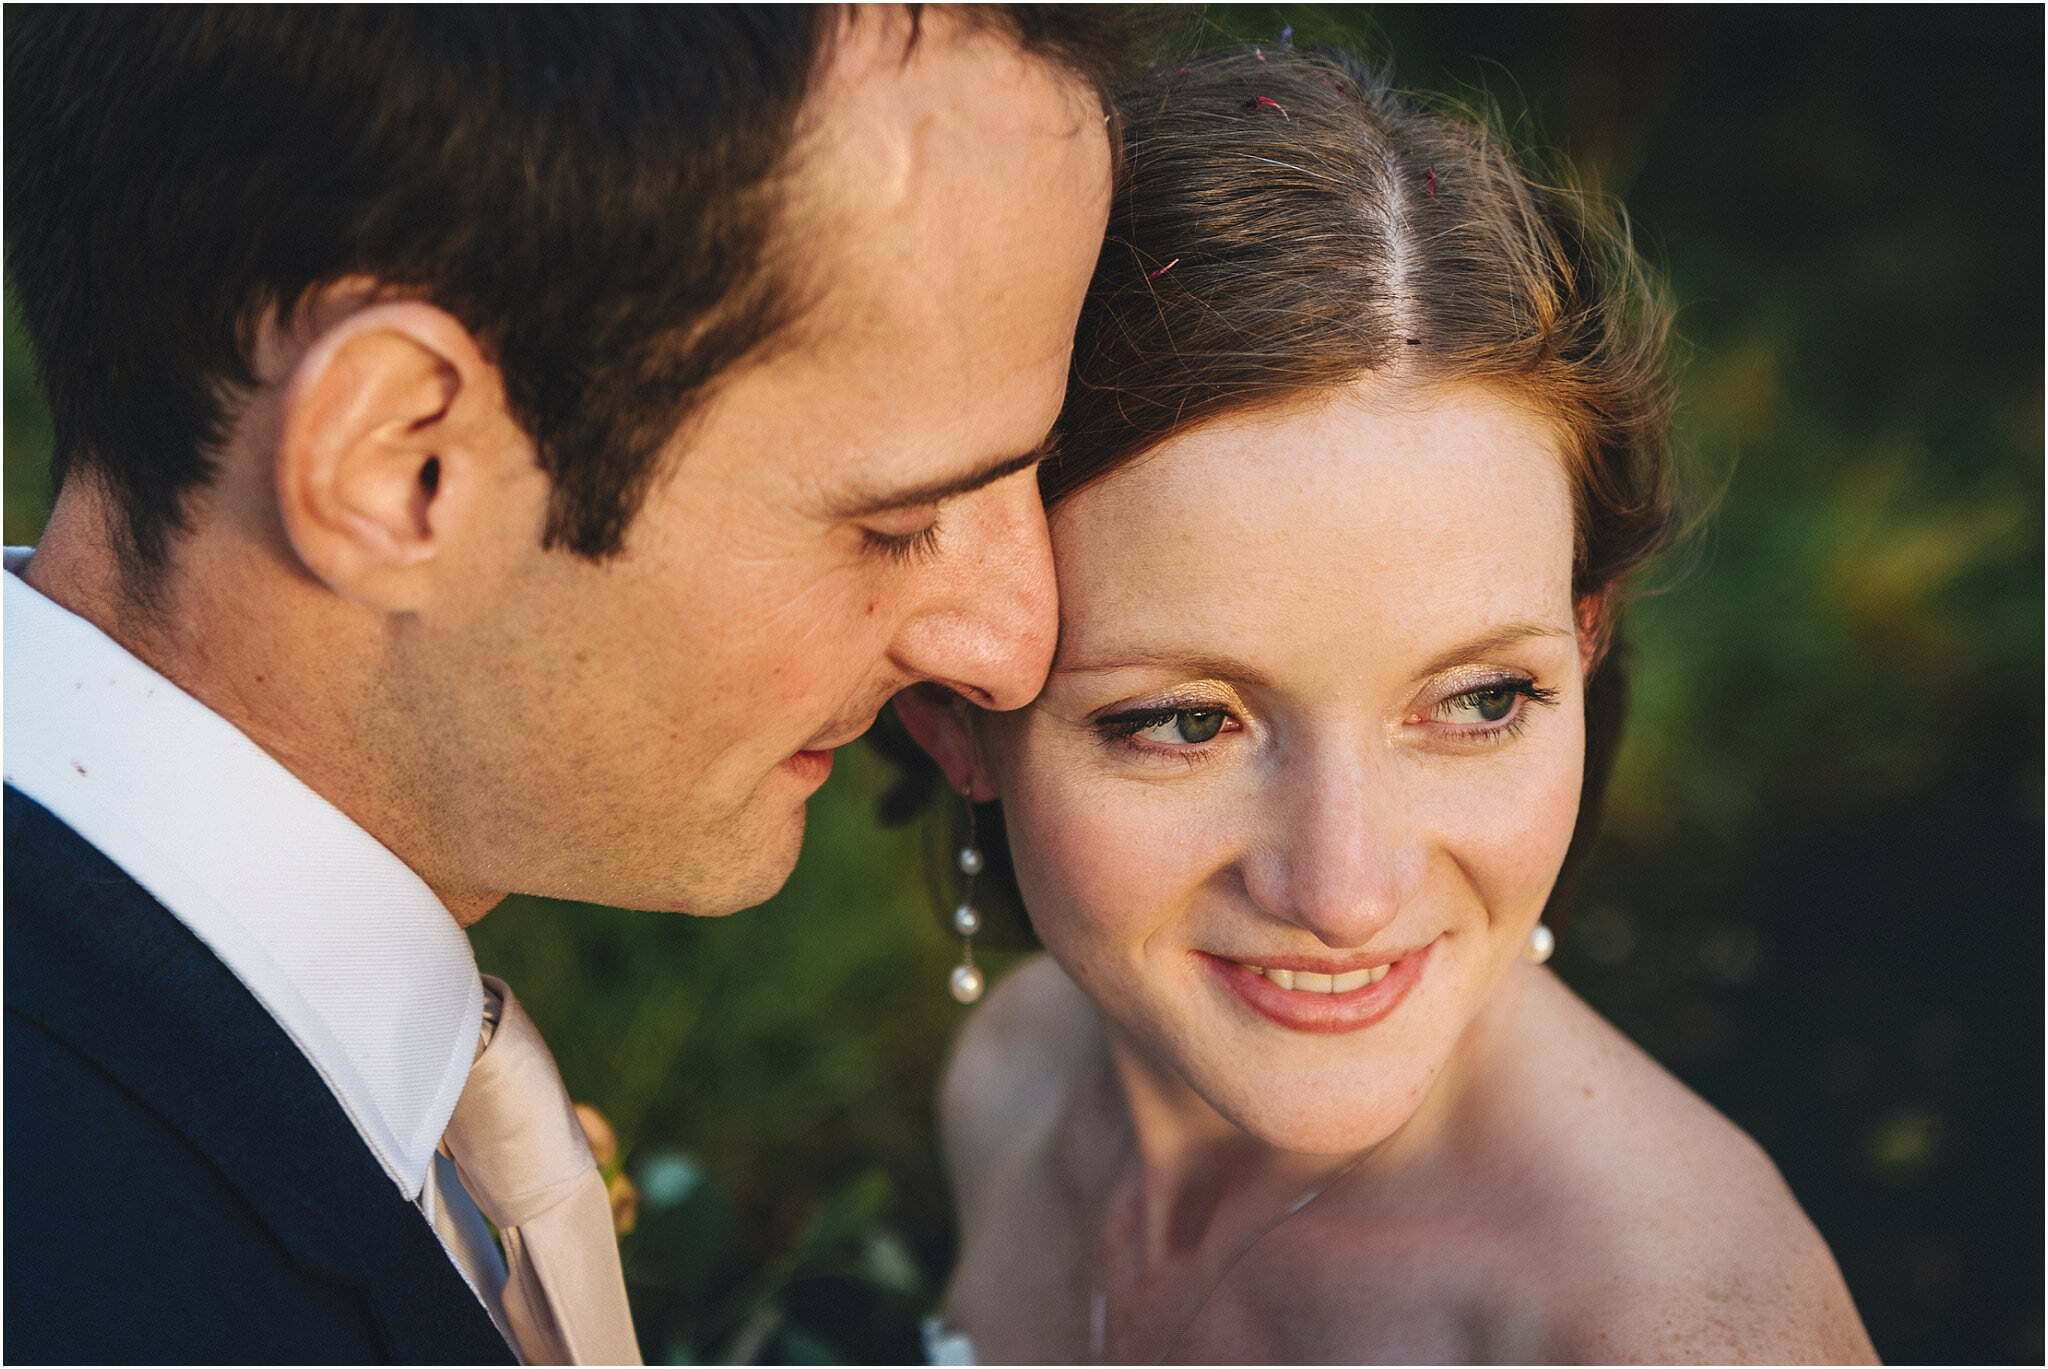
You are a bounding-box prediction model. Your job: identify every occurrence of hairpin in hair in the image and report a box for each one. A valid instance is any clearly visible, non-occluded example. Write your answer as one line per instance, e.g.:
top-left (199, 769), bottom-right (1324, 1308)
top-left (1425, 166), bottom-right (1439, 197)
top-left (1145, 257), bottom-right (1180, 283)
top-left (1248, 95), bottom-right (1289, 118)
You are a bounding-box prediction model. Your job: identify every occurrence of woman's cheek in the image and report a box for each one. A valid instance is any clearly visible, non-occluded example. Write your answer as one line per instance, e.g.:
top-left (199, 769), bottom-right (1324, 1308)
top-left (996, 731), bottom-right (1225, 965)
top-left (1441, 715), bottom-right (1585, 929)
top-left (1003, 766), bottom-right (1169, 952)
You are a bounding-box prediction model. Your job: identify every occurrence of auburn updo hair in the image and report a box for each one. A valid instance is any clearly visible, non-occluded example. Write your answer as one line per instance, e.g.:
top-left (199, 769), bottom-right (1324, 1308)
top-left (874, 44), bottom-right (1680, 946)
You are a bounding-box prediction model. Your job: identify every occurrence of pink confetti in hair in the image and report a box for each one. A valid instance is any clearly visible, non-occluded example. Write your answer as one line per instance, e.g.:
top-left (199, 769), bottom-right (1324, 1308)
top-left (1251, 95), bottom-right (1289, 118)
top-left (1425, 166), bottom-right (1438, 197)
top-left (1146, 257), bottom-right (1180, 283)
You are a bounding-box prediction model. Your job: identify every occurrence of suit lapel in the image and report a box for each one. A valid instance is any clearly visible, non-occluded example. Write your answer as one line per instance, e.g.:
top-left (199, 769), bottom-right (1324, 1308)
top-left (5, 787), bottom-right (516, 1363)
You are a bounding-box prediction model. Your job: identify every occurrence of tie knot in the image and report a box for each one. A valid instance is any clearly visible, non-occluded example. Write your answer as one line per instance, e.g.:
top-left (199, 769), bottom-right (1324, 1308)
top-left (442, 975), bottom-right (600, 1229)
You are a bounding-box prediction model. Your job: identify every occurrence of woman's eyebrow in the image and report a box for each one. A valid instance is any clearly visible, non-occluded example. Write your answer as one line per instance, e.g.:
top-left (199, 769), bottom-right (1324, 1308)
top-left (1051, 649), bottom-right (1277, 691)
top-left (1411, 621), bottom-right (1575, 679)
top-left (1054, 622), bottom-right (1573, 686)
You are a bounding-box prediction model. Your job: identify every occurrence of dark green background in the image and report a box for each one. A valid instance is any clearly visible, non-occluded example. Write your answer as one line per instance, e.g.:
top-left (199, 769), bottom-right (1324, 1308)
top-left (6, 6), bottom-right (2040, 1363)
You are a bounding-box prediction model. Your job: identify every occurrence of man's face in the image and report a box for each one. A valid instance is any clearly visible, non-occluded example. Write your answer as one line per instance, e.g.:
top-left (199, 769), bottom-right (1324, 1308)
top-left (401, 15), bottom-right (1111, 915)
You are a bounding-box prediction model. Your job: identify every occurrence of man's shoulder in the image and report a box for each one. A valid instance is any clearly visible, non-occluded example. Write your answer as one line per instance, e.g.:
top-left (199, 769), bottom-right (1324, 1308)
top-left (5, 780), bottom-right (109, 900)
top-left (6, 784), bottom-right (267, 1068)
top-left (6, 1008), bottom-right (400, 1361)
top-left (3, 785), bottom-right (514, 1364)
top-left (5, 787), bottom-right (384, 1359)
top-left (5, 783), bottom-right (189, 1020)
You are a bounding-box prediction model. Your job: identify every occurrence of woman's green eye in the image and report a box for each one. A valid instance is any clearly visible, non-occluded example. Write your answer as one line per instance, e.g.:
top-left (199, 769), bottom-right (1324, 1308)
top-left (1125, 708), bottom-right (1230, 746)
top-left (1436, 685), bottom-right (1523, 726)
top-left (1423, 676), bottom-right (1558, 739)
top-left (1465, 688), bottom-right (1516, 723)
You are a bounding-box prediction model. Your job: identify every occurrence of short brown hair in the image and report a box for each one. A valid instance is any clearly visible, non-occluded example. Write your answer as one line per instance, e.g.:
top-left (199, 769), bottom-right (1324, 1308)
top-left (879, 44), bottom-right (1679, 941)
top-left (5, 6), bottom-right (1136, 589)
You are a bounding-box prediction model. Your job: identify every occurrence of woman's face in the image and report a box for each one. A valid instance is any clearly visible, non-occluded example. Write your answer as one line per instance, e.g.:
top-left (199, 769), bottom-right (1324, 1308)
top-left (981, 378), bottom-right (1588, 1154)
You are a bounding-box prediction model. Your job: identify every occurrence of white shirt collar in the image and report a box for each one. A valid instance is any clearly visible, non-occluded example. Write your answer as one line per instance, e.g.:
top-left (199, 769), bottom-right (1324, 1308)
top-left (3, 549), bottom-right (481, 1199)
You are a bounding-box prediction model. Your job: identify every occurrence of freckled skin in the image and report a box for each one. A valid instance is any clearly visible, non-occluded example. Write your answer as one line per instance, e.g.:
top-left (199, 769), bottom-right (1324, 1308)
top-left (989, 380), bottom-right (1586, 1157)
top-left (932, 378), bottom-right (1877, 1364)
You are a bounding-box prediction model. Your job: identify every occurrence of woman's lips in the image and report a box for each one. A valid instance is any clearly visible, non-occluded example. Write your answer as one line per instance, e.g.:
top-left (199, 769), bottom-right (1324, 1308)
top-left (1202, 939), bottom-right (1434, 1034)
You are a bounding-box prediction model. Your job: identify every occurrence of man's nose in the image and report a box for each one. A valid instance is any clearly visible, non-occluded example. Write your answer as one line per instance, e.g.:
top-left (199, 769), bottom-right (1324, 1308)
top-left (889, 469), bottom-right (1058, 711)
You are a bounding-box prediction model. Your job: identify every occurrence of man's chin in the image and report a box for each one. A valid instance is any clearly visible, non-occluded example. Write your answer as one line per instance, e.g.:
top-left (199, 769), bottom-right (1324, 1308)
top-left (638, 804), bottom-right (808, 917)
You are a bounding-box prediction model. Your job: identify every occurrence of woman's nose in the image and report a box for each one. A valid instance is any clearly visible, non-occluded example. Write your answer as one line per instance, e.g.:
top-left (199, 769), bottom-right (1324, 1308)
top-left (1242, 752), bottom-right (1423, 950)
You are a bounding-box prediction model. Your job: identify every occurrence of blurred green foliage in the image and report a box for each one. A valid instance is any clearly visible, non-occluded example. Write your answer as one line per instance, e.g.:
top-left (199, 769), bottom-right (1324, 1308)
top-left (5, 6), bottom-right (2038, 1363)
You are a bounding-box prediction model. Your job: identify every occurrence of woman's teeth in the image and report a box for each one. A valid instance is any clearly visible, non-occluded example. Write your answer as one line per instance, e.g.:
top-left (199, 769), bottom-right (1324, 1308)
top-left (1240, 963), bottom-right (1390, 993)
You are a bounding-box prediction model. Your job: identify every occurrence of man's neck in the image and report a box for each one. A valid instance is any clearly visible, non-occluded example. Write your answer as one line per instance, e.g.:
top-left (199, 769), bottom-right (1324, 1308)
top-left (19, 480), bottom-right (165, 662)
top-left (20, 480), bottom-right (504, 928)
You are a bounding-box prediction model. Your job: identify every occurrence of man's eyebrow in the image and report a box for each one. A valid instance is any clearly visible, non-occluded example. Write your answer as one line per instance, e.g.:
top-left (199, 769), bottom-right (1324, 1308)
top-left (828, 447), bottom-right (1047, 519)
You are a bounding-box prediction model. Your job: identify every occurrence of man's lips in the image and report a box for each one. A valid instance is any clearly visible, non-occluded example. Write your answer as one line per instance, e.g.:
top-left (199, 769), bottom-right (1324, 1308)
top-left (782, 716), bottom-right (879, 785)
top-left (798, 716), bottom-right (880, 755)
top-left (782, 748), bottom-right (834, 782)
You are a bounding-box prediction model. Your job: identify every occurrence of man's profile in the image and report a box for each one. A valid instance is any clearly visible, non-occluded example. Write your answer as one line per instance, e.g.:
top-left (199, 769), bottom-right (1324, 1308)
top-left (3, 7), bottom-right (1123, 1361)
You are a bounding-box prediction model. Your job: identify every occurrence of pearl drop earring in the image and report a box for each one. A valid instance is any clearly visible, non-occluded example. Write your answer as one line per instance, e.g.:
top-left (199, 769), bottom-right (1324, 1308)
top-left (949, 800), bottom-right (985, 1004)
top-left (1523, 921), bottom-right (1555, 965)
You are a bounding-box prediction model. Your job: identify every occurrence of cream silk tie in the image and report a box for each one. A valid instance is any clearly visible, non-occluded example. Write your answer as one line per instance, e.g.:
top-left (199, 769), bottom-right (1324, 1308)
top-left (441, 975), bottom-right (643, 1366)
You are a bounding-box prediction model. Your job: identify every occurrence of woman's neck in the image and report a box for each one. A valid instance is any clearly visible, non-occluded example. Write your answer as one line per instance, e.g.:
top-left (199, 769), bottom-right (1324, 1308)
top-left (1091, 966), bottom-right (1532, 1268)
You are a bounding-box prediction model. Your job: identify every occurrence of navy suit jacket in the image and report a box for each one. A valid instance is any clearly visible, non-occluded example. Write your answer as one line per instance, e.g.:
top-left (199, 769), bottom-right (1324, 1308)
top-left (4, 785), bottom-right (516, 1364)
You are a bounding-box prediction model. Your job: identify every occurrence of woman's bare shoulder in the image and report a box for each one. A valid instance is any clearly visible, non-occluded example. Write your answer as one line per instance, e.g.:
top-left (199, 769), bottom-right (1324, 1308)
top-left (1534, 1179), bottom-right (1879, 1366)
top-left (1505, 971), bottom-right (1879, 1363)
top-left (1276, 971), bottom-right (1877, 1362)
top-left (935, 953), bottom-right (1100, 1219)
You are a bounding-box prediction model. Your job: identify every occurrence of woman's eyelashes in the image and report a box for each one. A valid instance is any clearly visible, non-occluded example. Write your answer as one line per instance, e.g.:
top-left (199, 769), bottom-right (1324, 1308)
top-left (1090, 673), bottom-right (1561, 762)
top-left (1095, 700), bottom-right (1241, 762)
top-left (1421, 676), bottom-right (1560, 742)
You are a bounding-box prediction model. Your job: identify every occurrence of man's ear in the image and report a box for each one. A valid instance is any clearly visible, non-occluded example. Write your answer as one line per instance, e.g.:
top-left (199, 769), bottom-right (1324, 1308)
top-left (275, 300), bottom-right (528, 612)
top-left (893, 683), bottom-right (1000, 801)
